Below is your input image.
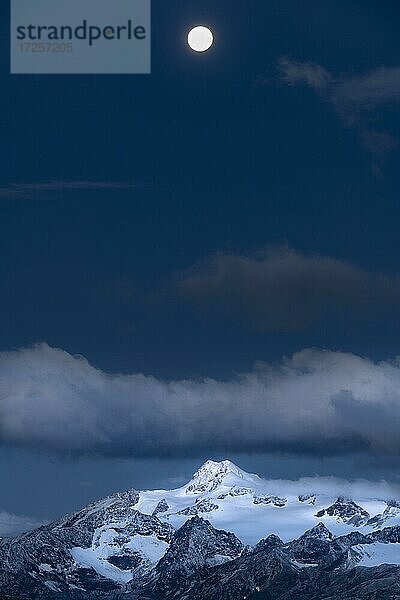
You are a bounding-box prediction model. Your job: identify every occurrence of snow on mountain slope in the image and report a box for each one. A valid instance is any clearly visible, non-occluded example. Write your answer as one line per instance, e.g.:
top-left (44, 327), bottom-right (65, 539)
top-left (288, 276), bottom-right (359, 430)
top-left (71, 532), bottom-right (169, 584)
top-left (135, 460), bottom-right (396, 545)
top-left (353, 542), bottom-right (400, 567)
top-left (60, 498), bottom-right (173, 585)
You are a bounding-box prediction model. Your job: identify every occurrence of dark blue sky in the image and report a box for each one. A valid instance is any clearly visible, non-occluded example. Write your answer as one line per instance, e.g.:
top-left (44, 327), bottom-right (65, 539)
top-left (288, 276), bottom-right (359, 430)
top-left (1, 0), bottom-right (400, 529)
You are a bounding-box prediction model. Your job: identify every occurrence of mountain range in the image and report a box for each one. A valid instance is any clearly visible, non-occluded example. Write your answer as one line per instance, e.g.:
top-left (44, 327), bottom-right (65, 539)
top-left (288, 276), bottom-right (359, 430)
top-left (1, 460), bottom-right (400, 599)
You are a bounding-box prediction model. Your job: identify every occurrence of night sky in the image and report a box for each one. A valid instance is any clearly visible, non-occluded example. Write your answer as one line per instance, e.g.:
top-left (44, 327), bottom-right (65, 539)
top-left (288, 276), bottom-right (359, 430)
top-left (1, 0), bottom-right (400, 534)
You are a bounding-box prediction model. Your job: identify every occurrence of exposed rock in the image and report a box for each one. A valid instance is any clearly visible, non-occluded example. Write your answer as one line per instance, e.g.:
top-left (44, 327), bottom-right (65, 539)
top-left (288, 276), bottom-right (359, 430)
top-left (152, 499), bottom-right (169, 516)
top-left (253, 494), bottom-right (287, 507)
top-left (316, 496), bottom-right (370, 526)
top-left (178, 499), bottom-right (219, 516)
top-left (299, 493), bottom-right (317, 505)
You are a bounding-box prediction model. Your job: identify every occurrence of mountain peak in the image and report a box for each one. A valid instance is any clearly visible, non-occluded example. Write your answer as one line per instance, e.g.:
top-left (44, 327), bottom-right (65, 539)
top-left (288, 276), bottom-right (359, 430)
top-left (194, 460), bottom-right (242, 479)
top-left (186, 460), bottom-right (255, 495)
top-left (301, 523), bottom-right (334, 540)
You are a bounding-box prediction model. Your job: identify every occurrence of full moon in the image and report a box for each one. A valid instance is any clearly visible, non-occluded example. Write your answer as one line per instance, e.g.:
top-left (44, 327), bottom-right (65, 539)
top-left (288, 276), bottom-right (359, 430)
top-left (187, 26), bottom-right (214, 52)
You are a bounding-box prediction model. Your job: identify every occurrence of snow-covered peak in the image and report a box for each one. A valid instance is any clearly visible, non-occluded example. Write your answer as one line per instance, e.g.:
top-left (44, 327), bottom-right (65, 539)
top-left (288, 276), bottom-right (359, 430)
top-left (193, 460), bottom-right (245, 481)
top-left (135, 460), bottom-right (400, 546)
top-left (185, 460), bottom-right (258, 495)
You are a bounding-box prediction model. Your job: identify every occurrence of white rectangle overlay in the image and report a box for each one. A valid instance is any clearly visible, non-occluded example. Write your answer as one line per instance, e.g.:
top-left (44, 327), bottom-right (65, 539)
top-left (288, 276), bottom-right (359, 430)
top-left (11, 0), bottom-right (151, 74)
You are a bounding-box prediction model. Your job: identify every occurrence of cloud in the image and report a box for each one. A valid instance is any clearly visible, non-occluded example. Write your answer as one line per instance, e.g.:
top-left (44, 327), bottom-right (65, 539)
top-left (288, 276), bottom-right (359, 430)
top-left (278, 59), bottom-right (400, 107)
top-left (2, 344), bottom-right (400, 460)
top-left (175, 246), bottom-right (400, 332)
top-left (276, 58), bottom-right (400, 156)
top-left (330, 66), bottom-right (400, 109)
top-left (0, 511), bottom-right (47, 538)
top-left (0, 180), bottom-right (151, 200)
top-left (278, 58), bottom-right (332, 91)
top-left (258, 476), bottom-right (400, 503)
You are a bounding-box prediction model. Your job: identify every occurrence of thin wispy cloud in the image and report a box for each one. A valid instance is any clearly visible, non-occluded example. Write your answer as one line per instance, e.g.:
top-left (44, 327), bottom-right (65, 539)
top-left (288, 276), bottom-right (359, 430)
top-left (0, 180), bottom-right (152, 200)
top-left (330, 66), bottom-right (400, 109)
top-left (277, 58), bottom-right (332, 91)
top-left (274, 58), bottom-right (400, 156)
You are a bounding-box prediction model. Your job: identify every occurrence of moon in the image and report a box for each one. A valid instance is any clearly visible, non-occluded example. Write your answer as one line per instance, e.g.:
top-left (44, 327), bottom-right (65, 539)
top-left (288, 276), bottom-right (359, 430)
top-left (187, 26), bottom-right (214, 53)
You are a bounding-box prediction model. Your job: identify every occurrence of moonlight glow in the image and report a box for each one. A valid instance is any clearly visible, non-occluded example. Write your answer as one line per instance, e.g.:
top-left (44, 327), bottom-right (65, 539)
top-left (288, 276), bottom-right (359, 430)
top-left (187, 26), bottom-right (214, 52)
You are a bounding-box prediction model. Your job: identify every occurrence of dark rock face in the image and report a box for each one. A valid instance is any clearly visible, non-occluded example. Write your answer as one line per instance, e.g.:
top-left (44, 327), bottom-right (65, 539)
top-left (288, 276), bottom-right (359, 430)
top-left (107, 555), bottom-right (142, 570)
top-left (299, 494), bottom-right (317, 505)
top-left (153, 515), bottom-right (244, 594)
top-left (217, 486), bottom-right (253, 500)
top-left (316, 496), bottom-right (370, 526)
top-left (367, 525), bottom-right (400, 544)
top-left (244, 564), bottom-right (400, 600)
top-left (229, 486), bottom-right (253, 497)
top-left (254, 534), bottom-right (284, 553)
top-left (288, 523), bottom-right (335, 565)
top-left (253, 495), bottom-right (287, 507)
top-left (182, 543), bottom-right (299, 600)
top-left (152, 499), bottom-right (169, 516)
top-left (177, 499), bottom-right (219, 515)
